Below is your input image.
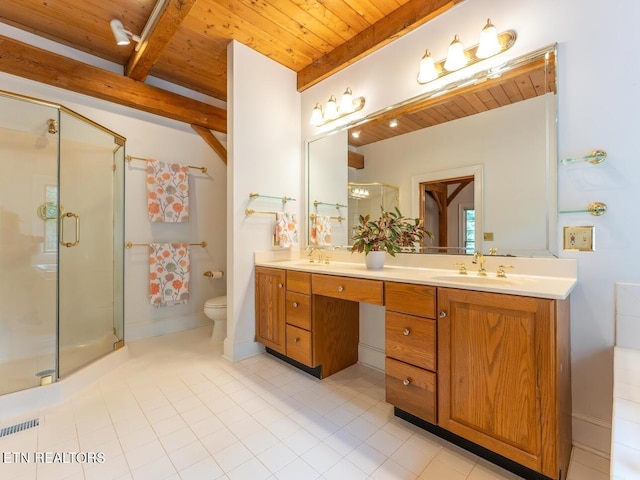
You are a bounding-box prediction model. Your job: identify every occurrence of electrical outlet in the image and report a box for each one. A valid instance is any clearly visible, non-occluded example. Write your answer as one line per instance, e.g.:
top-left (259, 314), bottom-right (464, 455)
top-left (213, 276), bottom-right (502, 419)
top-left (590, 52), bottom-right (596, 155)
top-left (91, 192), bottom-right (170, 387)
top-left (563, 226), bottom-right (595, 251)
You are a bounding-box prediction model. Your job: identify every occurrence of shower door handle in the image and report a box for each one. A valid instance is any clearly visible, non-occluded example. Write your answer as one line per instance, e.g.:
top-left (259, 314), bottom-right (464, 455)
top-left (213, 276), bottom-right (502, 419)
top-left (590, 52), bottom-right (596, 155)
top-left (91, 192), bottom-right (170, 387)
top-left (60, 211), bottom-right (80, 247)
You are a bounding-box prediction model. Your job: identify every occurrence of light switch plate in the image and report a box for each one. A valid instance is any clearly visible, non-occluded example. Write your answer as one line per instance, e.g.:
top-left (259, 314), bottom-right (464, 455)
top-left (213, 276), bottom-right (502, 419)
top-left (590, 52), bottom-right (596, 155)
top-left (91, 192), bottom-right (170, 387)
top-left (563, 226), bottom-right (595, 251)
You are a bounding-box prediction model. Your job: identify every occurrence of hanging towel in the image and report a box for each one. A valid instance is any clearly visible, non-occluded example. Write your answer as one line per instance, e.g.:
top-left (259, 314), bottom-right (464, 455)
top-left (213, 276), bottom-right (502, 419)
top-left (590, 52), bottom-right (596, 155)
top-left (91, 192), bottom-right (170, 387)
top-left (147, 159), bottom-right (190, 222)
top-left (310, 215), bottom-right (332, 247)
top-left (149, 243), bottom-right (190, 307)
top-left (275, 212), bottom-right (299, 248)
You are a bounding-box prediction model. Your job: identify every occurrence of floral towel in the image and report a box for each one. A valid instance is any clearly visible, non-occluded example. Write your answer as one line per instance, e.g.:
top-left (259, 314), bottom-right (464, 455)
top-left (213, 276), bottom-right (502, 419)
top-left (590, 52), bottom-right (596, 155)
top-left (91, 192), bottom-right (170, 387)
top-left (149, 243), bottom-right (190, 307)
top-left (310, 215), bottom-right (332, 247)
top-left (275, 212), bottom-right (298, 248)
top-left (147, 159), bottom-right (190, 222)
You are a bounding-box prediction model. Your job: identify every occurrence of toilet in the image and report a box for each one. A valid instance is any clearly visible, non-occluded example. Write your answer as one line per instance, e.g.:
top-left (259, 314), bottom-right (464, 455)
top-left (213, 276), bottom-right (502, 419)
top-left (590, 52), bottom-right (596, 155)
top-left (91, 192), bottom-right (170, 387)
top-left (204, 295), bottom-right (227, 341)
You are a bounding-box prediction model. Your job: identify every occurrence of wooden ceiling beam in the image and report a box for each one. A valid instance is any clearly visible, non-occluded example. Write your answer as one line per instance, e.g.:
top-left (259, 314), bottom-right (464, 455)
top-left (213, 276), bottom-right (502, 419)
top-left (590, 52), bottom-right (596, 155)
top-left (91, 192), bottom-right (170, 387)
top-left (126, 0), bottom-right (197, 81)
top-left (0, 35), bottom-right (227, 133)
top-left (191, 124), bottom-right (227, 164)
top-left (296, 0), bottom-right (465, 91)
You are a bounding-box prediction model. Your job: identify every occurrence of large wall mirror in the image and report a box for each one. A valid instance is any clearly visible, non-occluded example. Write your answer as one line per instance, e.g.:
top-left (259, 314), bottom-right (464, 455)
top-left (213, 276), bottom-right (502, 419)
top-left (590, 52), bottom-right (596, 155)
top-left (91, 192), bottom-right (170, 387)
top-left (306, 44), bottom-right (557, 257)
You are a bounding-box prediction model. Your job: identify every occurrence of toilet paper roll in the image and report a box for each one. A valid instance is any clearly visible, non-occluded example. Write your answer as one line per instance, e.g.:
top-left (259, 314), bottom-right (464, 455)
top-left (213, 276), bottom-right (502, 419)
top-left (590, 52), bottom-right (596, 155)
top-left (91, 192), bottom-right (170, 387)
top-left (203, 270), bottom-right (224, 279)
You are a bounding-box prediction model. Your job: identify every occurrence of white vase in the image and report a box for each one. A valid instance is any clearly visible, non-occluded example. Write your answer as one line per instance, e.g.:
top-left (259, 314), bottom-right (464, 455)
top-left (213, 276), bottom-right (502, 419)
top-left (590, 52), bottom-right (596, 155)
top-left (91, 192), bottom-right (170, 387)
top-left (365, 251), bottom-right (386, 270)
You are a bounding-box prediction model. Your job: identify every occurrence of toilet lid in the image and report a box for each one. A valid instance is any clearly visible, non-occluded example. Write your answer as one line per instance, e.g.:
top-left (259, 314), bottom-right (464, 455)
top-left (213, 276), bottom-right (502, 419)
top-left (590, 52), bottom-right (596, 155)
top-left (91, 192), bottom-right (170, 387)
top-left (205, 296), bottom-right (226, 308)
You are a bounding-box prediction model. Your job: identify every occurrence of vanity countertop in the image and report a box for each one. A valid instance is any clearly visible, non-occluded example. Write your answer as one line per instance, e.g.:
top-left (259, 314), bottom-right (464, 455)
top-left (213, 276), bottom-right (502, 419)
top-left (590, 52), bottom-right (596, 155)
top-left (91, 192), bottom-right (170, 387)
top-left (255, 252), bottom-right (577, 300)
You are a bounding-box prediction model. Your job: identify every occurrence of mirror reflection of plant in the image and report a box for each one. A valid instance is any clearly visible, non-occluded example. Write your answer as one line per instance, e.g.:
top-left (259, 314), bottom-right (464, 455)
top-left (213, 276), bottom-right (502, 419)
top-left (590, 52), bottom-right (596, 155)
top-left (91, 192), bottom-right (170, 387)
top-left (351, 207), bottom-right (433, 256)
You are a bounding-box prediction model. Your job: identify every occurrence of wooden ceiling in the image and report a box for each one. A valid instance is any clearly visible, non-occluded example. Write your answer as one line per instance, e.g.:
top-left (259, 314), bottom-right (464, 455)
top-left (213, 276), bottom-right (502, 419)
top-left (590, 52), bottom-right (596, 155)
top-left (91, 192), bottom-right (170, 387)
top-left (348, 53), bottom-right (556, 148)
top-left (0, 0), bottom-right (463, 134)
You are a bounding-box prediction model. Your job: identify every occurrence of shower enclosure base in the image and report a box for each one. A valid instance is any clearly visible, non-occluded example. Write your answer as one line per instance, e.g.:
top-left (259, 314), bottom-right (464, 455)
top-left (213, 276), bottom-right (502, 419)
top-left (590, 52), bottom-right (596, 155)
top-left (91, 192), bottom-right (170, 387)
top-left (0, 345), bottom-right (129, 422)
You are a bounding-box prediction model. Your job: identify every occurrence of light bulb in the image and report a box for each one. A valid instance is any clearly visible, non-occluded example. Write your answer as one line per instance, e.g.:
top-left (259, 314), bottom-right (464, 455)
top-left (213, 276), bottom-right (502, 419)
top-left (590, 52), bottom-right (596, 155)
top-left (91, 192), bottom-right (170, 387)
top-left (476, 19), bottom-right (501, 58)
top-left (443, 35), bottom-right (467, 71)
top-left (310, 103), bottom-right (324, 126)
top-left (417, 50), bottom-right (438, 83)
top-left (389, 119), bottom-right (398, 128)
top-left (325, 96), bottom-right (338, 120)
top-left (340, 88), bottom-right (355, 113)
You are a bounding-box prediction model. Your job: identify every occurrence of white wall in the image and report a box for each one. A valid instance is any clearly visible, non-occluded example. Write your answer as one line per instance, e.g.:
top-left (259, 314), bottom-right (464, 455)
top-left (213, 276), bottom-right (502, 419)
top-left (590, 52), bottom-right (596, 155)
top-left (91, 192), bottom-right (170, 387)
top-left (0, 67), bottom-right (227, 342)
top-left (301, 0), bottom-right (640, 458)
top-left (225, 41), bottom-right (301, 361)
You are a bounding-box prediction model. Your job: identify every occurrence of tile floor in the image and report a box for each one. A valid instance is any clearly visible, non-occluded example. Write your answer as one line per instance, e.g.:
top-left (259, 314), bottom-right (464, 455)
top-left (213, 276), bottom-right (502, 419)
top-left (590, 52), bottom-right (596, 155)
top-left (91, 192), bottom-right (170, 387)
top-left (0, 326), bottom-right (611, 480)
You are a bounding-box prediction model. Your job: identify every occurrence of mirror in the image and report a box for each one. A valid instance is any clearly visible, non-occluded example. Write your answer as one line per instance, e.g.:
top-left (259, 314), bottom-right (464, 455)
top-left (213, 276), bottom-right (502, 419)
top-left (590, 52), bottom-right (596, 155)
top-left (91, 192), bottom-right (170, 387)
top-left (306, 44), bottom-right (557, 256)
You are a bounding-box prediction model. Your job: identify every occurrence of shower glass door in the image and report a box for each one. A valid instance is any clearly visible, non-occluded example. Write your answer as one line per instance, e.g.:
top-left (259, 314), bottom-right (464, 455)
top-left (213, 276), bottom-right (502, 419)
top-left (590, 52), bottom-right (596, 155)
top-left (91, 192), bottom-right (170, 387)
top-left (57, 110), bottom-right (124, 378)
top-left (0, 93), bottom-right (59, 394)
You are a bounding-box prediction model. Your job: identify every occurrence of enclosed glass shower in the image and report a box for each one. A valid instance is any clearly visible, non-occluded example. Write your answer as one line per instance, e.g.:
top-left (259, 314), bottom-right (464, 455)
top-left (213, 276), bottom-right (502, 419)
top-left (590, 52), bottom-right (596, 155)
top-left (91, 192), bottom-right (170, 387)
top-left (0, 90), bottom-right (125, 396)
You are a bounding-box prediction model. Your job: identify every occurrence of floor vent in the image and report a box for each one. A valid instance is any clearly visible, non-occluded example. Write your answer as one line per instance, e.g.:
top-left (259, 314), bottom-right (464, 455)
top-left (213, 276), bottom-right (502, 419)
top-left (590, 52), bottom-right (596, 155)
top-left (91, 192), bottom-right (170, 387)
top-left (0, 418), bottom-right (39, 438)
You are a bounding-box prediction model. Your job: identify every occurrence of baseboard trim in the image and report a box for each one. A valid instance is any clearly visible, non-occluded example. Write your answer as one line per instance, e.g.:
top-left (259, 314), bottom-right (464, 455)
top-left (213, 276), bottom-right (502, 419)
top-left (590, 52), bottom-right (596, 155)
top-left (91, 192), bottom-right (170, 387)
top-left (358, 342), bottom-right (385, 372)
top-left (223, 337), bottom-right (264, 362)
top-left (126, 316), bottom-right (209, 341)
top-left (571, 411), bottom-right (612, 458)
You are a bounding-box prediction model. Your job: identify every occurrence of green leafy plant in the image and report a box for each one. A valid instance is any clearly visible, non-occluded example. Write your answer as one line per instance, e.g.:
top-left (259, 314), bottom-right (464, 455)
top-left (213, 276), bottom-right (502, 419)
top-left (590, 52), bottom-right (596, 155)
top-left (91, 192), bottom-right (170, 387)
top-left (350, 207), bottom-right (432, 256)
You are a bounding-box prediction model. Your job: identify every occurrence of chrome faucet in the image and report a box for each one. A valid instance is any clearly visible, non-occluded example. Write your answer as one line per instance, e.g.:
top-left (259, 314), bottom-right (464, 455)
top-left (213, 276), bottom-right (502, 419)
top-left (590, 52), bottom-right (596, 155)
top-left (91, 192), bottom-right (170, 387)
top-left (472, 251), bottom-right (487, 276)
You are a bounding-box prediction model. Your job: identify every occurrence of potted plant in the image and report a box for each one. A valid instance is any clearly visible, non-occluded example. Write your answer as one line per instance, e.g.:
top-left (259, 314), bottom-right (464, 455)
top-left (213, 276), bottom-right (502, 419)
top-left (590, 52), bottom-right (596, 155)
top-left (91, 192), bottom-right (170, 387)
top-left (351, 207), bottom-right (432, 269)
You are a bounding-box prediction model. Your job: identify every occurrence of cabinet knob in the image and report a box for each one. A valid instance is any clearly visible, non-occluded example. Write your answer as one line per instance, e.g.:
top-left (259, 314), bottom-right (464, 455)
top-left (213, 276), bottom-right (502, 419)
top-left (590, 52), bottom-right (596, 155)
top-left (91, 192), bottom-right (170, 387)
top-left (338, 285), bottom-right (344, 292)
top-left (403, 328), bottom-right (410, 336)
top-left (403, 378), bottom-right (411, 386)
top-left (293, 301), bottom-right (299, 308)
top-left (293, 337), bottom-right (299, 343)
top-left (439, 311), bottom-right (447, 318)
top-left (278, 283), bottom-right (283, 289)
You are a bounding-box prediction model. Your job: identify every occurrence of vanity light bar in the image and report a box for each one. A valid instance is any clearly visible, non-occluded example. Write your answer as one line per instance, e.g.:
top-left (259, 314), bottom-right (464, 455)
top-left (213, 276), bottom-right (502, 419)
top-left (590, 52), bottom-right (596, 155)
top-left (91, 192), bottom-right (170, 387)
top-left (417, 23), bottom-right (517, 85)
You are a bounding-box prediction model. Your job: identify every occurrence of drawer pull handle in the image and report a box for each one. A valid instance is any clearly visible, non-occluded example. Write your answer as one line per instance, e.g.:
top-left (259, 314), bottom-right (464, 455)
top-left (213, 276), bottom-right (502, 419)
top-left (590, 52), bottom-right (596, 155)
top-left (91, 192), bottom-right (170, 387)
top-left (278, 283), bottom-right (283, 289)
top-left (439, 310), bottom-right (447, 318)
top-left (403, 328), bottom-right (410, 336)
top-left (403, 378), bottom-right (411, 386)
top-left (293, 302), bottom-right (299, 307)
top-left (293, 337), bottom-right (300, 343)
top-left (338, 285), bottom-right (344, 292)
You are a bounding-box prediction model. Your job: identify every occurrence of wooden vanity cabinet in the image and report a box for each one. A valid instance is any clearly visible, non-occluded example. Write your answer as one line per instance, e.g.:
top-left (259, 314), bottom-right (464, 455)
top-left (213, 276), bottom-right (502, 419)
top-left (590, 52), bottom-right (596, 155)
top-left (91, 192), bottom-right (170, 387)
top-left (384, 282), bottom-right (438, 423)
top-left (437, 288), bottom-right (572, 480)
top-left (255, 267), bottom-right (286, 354)
top-left (284, 271), bottom-right (314, 367)
top-left (256, 268), bottom-right (361, 379)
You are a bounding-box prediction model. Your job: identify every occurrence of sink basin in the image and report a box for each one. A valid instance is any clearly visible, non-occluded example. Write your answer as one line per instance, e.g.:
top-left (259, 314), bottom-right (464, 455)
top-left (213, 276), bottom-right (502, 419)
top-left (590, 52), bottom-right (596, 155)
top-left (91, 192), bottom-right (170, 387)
top-left (430, 275), bottom-right (520, 287)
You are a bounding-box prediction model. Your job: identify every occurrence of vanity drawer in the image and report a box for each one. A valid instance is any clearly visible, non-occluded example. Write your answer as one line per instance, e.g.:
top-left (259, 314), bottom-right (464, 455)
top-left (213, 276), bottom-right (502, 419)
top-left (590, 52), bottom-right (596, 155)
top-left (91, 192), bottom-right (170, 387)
top-left (385, 282), bottom-right (436, 318)
top-left (312, 274), bottom-right (384, 305)
top-left (386, 312), bottom-right (436, 371)
top-left (287, 270), bottom-right (311, 295)
top-left (286, 291), bottom-right (311, 330)
top-left (286, 324), bottom-right (314, 367)
top-left (386, 357), bottom-right (436, 424)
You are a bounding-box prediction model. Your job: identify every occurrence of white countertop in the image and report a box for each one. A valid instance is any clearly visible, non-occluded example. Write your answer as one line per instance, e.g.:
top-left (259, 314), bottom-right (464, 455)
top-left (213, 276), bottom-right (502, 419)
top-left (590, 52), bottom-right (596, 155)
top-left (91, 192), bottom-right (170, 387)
top-left (255, 251), bottom-right (577, 300)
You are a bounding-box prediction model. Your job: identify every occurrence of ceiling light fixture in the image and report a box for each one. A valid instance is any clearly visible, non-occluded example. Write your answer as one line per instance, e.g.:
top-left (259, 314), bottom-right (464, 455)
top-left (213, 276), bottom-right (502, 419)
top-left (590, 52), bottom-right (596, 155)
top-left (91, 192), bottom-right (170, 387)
top-left (110, 0), bottom-right (169, 51)
top-left (417, 18), bottom-right (516, 85)
top-left (310, 88), bottom-right (365, 127)
top-left (110, 19), bottom-right (140, 46)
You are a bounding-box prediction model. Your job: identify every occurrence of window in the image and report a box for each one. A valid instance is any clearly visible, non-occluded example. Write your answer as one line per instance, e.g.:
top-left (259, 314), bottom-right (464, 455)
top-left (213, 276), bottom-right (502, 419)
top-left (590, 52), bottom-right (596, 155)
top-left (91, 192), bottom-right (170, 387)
top-left (463, 208), bottom-right (475, 254)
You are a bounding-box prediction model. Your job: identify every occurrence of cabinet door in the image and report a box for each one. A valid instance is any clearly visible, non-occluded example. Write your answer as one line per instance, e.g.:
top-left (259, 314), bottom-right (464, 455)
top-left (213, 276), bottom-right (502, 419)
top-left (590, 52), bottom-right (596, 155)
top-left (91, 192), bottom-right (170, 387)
top-left (255, 267), bottom-right (286, 354)
top-left (437, 288), bottom-right (556, 475)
